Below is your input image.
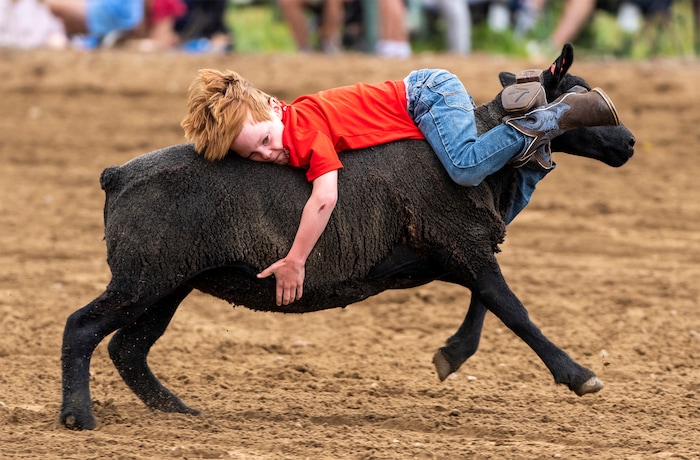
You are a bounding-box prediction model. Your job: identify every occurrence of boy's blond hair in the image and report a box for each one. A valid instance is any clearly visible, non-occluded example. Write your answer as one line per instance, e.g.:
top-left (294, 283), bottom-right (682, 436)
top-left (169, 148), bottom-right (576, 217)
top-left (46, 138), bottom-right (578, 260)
top-left (181, 69), bottom-right (274, 161)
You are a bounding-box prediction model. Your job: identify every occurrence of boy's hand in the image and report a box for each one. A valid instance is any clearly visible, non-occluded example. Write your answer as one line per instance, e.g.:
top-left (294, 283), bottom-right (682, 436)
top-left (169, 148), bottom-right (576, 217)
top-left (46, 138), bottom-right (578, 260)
top-left (258, 258), bottom-right (305, 306)
top-left (257, 169), bottom-right (337, 307)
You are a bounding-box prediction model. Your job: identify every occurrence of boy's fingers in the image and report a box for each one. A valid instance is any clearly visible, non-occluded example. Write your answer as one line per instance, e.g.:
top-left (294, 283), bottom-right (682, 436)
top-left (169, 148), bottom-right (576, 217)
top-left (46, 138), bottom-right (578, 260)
top-left (276, 282), bottom-right (288, 306)
top-left (277, 285), bottom-right (302, 306)
top-left (259, 264), bottom-right (302, 305)
top-left (276, 289), bottom-right (284, 306)
top-left (281, 287), bottom-right (293, 305)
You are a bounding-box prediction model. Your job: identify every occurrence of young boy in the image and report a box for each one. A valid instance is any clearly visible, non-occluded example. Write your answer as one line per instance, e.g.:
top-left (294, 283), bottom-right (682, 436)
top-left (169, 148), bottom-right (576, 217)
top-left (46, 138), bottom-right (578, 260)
top-left (181, 68), bottom-right (619, 306)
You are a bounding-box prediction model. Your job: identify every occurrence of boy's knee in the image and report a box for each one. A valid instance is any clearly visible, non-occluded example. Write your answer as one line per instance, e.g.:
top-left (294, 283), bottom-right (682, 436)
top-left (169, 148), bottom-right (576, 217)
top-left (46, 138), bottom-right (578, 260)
top-left (428, 68), bottom-right (457, 83)
top-left (411, 68), bottom-right (456, 86)
top-left (450, 170), bottom-right (484, 187)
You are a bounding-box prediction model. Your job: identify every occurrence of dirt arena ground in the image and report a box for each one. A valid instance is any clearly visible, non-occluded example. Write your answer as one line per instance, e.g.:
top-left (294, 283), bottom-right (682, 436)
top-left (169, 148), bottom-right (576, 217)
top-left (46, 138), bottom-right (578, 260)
top-left (1, 48), bottom-right (699, 459)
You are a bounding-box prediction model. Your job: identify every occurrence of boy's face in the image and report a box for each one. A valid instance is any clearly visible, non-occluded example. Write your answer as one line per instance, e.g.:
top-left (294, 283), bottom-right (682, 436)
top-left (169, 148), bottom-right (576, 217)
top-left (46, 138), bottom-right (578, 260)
top-left (230, 99), bottom-right (288, 165)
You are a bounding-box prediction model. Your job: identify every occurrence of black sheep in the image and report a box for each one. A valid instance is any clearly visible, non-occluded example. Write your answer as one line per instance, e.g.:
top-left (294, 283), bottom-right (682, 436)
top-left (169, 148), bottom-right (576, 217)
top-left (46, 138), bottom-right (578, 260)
top-left (60, 45), bottom-right (636, 430)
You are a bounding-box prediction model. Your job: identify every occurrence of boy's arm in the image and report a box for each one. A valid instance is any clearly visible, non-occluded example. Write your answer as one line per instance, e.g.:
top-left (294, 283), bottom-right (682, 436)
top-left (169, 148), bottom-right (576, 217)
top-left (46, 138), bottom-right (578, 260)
top-left (257, 169), bottom-right (339, 306)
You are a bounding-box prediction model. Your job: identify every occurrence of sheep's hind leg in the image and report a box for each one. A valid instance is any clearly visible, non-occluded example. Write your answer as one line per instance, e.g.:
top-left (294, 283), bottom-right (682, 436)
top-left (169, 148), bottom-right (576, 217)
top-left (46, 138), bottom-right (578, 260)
top-left (108, 286), bottom-right (198, 415)
top-left (471, 261), bottom-right (603, 396)
top-left (61, 290), bottom-right (150, 430)
top-left (433, 296), bottom-right (488, 381)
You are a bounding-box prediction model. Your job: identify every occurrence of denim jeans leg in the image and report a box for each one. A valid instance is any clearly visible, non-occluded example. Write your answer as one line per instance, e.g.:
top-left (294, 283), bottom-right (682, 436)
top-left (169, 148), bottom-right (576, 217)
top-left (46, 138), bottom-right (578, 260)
top-left (405, 69), bottom-right (528, 187)
top-left (504, 166), bottom-right (554, 224)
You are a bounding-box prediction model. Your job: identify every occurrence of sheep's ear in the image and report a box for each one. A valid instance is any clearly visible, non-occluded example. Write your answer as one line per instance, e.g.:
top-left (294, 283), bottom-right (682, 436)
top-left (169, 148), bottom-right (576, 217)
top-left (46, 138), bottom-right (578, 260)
top-left (499, 71), bottom-right (516, 88)
top-left (546, 43), bottom-right (575, 86)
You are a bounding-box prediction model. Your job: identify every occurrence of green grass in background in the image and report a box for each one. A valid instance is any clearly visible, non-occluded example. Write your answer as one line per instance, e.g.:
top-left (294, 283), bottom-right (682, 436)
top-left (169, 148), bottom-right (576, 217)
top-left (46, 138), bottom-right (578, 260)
top-left (226, 0), bottom-right (698, 59)
top-left (226, 4), bottom-right (297, 53)
top-left (571, 0), bottom-right (696, 58)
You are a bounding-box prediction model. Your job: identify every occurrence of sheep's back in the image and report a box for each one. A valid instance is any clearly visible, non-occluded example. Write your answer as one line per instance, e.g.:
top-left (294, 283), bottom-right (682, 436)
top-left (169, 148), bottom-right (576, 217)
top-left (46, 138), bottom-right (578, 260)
top-left (98, 141), bottom-right (511, 299)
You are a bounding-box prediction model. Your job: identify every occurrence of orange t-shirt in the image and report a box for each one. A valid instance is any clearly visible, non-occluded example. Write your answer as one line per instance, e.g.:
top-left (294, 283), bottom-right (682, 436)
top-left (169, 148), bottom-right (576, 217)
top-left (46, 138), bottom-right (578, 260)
top-left (280, 79), bottom-right (425, 182)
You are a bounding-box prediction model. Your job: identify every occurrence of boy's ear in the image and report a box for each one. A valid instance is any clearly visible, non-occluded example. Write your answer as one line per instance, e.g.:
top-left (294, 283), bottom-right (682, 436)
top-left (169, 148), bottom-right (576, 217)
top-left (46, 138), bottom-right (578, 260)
top-left (269, 98), bottom-right (282, 117)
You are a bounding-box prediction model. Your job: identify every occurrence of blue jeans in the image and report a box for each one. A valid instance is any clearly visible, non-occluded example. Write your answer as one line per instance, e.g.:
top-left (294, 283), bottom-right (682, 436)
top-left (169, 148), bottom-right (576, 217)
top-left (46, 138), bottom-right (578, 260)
top-left (404, 68), bottom-right (549, 223)
top-left (505, 167), bottom-right (554, 224)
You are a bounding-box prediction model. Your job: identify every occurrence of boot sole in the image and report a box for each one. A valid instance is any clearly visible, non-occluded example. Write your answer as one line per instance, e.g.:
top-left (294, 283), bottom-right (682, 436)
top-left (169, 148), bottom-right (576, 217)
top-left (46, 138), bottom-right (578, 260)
top-left (591, 87), bottom-right (620, 126)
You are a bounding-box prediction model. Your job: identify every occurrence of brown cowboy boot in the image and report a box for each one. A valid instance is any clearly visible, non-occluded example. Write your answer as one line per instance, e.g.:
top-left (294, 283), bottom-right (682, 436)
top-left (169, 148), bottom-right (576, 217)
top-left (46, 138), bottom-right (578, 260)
top-left (527, 143), bottom-right (554, 171)
top-left (505, 87), bottom-right (620, 168)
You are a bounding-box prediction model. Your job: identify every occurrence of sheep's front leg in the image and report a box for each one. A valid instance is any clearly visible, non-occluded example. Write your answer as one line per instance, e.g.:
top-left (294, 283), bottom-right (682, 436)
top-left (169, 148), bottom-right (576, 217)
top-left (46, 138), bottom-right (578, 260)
top-left (61, 290), bottom-right (145, 430)
top-left (470, 261), bottom-right (603, 396)
top-left (108, 286), bottom-right (199, 415)
top-left (433, 296), bottom-right (488, 381)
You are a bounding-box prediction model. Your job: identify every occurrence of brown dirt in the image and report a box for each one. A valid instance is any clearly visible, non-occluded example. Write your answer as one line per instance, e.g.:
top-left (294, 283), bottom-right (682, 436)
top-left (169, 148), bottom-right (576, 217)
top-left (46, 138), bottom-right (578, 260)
top-left (1, 48), bottom-right (699, 459)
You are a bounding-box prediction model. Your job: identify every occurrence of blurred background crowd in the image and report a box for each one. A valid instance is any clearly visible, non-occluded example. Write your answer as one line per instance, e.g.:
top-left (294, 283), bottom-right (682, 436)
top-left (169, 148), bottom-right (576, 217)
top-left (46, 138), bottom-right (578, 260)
top-left (0, 0), bottom-right (698, 58)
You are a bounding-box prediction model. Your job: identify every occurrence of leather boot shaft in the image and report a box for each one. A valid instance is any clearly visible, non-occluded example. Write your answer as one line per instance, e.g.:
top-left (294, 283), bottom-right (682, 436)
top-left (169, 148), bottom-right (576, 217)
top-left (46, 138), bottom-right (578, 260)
top-left (505, 88), bottom-right (620, 168)
top-left (550, 88), bottom-right (619, 131)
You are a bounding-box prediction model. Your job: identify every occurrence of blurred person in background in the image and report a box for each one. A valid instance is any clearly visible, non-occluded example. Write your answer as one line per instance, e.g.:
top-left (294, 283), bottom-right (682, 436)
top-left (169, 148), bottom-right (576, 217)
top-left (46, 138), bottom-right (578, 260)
top-left (175, 0), bottom-right (233, 53)
top-left (420, 0), bottom-right (473, 54)
top-left (518, 0), bottom-right (674, 54)
top-left (275, 0), bottom-right (410, 57)
top-left (419, 0), bottom-right (507, 55)
top-left (277, 0), bottom-right (347, 53)
top-left (516, 0), bottom-right (597, 49)
top-left (0, 0), bottom-right (67, 49)
top-left (376, 0), bottom-right (411, 57)
top-left (46, 0), bottom-right (144, 48)
top-left (132, 0), bottom-right (187, 51)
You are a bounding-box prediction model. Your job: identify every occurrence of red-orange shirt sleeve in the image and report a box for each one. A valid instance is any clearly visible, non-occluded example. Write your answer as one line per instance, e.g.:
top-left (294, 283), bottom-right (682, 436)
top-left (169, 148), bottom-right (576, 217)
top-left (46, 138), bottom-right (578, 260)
top-left (293, 129), bottom-right (344, 182)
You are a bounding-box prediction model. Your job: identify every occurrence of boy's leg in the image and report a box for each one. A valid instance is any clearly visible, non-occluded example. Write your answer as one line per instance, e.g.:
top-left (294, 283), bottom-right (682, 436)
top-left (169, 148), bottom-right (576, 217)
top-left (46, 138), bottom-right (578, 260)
top-left (504, 165), bottom-right (553, 225)
top-left (406, 70), bottom-right (620, 186)
top-left (405, 69), bottom-right (528, 187)
top-left (506, 87), bottom-right (620, 167)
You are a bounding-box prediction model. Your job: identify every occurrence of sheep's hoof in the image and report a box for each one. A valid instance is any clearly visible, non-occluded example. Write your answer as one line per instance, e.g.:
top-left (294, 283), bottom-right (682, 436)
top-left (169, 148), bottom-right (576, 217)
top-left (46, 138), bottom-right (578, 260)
top-left (155, 399), bottom-right (201, 415)
top-left (575, 376), bottom-right (604, 396)
top-left (432, 350), bottom-right (454, 382)
top-left (61, 412), bottom-right (97, 431)
top-left (184, 406), bottom-right (201, 416)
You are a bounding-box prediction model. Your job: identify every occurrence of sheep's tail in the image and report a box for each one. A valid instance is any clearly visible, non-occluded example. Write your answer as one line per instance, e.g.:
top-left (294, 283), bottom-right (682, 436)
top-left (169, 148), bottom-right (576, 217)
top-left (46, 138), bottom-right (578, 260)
top-left (99, 166), bottom-right (122, 230)
top-left (100, 166), bottom-right (120, 192)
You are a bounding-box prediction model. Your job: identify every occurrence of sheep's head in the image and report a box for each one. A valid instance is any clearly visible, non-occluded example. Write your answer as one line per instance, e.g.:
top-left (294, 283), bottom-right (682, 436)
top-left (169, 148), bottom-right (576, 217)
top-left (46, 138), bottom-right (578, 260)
top-left (498, 43), bottom-right (635, 168)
